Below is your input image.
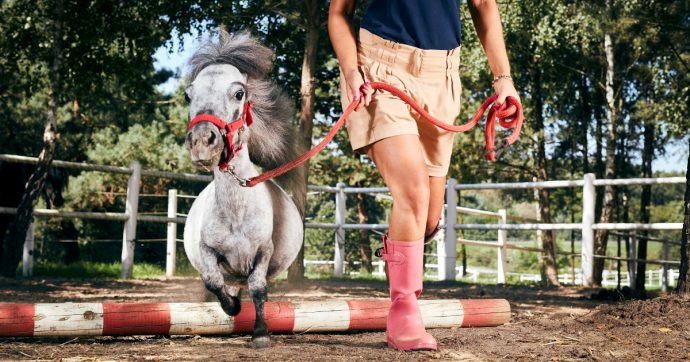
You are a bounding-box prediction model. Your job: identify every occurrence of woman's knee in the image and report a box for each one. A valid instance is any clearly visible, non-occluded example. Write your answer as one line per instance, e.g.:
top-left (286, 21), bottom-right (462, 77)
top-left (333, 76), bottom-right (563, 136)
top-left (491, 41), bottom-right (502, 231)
top-left (393, 179), bottom-right (430, 220)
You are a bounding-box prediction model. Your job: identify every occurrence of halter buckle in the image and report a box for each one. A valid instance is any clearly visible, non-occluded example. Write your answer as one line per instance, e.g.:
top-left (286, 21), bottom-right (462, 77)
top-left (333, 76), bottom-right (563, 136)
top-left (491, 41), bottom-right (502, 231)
top-left (226, 165), bottom-right (250, 187)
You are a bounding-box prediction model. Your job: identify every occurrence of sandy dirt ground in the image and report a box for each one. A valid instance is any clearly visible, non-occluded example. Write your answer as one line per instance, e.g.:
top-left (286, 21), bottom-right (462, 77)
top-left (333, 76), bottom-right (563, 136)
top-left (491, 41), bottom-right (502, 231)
top-left (1, 277), bottom-right (689, 361)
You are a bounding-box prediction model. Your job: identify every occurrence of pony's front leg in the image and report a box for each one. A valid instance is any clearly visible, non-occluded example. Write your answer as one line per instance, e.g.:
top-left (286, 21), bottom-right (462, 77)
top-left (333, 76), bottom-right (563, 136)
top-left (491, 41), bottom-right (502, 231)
top-left (199, 244), bottom-right (241, 316)
top-left (248, 249), bottom-right (272, 348)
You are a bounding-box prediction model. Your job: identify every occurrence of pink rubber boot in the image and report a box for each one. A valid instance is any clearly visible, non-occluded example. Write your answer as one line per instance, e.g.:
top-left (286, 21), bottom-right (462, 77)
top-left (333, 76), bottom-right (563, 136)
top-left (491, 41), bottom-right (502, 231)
top-left (380, 235), bottom-right (438, 351)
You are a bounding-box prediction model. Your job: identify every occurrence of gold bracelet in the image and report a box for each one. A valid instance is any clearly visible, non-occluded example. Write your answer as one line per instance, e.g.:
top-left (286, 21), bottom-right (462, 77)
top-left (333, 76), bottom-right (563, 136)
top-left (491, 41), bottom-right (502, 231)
top-left (492, 75), bottom-right (512, 85)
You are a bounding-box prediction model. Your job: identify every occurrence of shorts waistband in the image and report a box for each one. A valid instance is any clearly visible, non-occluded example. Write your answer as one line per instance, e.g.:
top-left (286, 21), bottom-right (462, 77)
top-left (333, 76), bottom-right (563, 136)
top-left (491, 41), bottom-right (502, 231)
top-left (358, 28), bottom-right (460, 76)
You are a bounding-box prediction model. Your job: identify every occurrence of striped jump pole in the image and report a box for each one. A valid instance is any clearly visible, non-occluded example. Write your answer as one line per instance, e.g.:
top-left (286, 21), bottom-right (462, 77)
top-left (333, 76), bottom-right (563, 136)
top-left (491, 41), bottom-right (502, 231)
top-left (0, 299), bottom-right (510, 337)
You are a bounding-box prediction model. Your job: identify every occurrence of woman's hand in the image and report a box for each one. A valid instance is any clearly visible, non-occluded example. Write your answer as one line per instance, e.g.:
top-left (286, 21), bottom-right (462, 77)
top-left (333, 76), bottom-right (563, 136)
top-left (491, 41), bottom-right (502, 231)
top-left (493, 77), bottom-right (520, 106)
top-left (329, 1), bottom-right (371, 111)
top-left (343, 67), bottom-right (373, 111)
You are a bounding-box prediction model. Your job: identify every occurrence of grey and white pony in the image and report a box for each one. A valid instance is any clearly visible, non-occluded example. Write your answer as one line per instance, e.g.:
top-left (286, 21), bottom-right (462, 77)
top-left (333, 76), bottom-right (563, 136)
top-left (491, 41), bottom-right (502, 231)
top-left (183, 30), bottom-right (305, 348)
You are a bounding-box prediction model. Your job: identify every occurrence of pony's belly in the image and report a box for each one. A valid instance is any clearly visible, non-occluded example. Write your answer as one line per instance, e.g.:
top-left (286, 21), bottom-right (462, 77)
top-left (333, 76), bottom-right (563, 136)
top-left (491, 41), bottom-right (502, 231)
top-left (182, 183), bottom-right (215, 272)
top-left (265, 180), bottom-right (304, 279)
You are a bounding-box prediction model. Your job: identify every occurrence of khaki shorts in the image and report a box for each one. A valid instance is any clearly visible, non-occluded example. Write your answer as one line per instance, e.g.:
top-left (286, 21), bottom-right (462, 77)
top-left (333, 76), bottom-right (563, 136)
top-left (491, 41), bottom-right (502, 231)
top-left (340, 28), bottom-right (462, 177)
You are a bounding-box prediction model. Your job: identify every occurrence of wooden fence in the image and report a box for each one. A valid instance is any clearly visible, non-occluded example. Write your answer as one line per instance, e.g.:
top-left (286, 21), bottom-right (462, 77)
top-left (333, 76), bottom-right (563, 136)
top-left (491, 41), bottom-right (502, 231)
top-left (0, 153), bottom-right (684, 288)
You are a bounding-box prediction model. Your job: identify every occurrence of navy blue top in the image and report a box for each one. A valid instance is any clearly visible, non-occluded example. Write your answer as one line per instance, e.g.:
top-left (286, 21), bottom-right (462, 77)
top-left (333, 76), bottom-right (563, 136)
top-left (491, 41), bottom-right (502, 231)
top-left (361, 0), bottom-right (461, 50)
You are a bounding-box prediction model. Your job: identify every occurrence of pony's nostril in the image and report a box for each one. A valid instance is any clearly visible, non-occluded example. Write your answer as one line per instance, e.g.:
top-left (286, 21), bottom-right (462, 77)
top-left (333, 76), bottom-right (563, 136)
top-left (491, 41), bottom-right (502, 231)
top-left (208, 132), bottom-right (216, 145)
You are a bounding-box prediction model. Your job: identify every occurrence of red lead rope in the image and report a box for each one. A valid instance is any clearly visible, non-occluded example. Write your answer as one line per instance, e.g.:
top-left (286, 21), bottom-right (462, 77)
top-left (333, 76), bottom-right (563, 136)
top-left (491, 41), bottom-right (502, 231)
top-left (244, 81), bottom-right (524, 187)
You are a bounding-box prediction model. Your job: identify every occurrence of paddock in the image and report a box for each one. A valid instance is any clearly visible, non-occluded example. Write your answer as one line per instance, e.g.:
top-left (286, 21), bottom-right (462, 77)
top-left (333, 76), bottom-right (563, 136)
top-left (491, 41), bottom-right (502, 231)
top-left (1, 278), bottom-right (688, 360)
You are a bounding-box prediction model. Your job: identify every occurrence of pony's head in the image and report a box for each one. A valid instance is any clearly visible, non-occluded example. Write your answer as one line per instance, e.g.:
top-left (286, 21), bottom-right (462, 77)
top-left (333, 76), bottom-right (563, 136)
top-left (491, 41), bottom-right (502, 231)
top-left (183, 29), bottom-right (307, 214)
top-left (184, 64), bottom-right (251, 171)
top-left (184, 29), bottom-right (274, 172)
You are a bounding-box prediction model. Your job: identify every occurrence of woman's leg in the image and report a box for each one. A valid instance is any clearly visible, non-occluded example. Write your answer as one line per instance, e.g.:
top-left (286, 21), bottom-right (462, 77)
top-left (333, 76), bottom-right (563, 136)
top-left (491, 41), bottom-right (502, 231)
top-left (426, 176), bottom-right (446, 235)
top-left (366, 134), bottom-right (438, 351)
top-left (366, 136), bottom-right (446, 239)
top-left (365, 135), bottom-right (430, 241)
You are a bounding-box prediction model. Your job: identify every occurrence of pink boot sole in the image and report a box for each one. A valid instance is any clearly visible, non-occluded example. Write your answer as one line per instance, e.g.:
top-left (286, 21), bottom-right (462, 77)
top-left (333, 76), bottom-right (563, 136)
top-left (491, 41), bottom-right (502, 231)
top-left (387, 338), bottom-right (438, 351)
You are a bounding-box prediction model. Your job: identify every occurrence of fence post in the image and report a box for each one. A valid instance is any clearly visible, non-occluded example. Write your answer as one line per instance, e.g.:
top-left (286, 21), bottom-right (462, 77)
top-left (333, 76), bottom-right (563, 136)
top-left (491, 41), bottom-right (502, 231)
top-left (439, 178), bottom-right (457, 281)
top-left (22, 221), bottom-right (34, 277)
top-left (670, 270), bottom-right (678, 288)
top-left (120, 161), bottom-right (141, 279)
top-left (532, 177), bottom-right (544, 272)
top-left (648, 268), bottom-right (653, 287)
top-left (497, 209), bottom-right (508, 284)
top-left (581, 173), bottom-right (595, 286)
top-left (661, 238), bottom-right (669, 292)
top-left (334, 182), bottom-right (346, 278)
top-left (627, 233), bottom-right (637, 289)
top-left (436, 212), bottom-right (447, 281)
top-left (166, 189), bottom-right (178, 278)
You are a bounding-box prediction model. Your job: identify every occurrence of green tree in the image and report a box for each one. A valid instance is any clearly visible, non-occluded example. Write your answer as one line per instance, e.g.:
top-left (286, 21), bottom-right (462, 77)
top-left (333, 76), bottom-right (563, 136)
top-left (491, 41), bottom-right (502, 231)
top-left (0, 0), bottom-right (212, 276)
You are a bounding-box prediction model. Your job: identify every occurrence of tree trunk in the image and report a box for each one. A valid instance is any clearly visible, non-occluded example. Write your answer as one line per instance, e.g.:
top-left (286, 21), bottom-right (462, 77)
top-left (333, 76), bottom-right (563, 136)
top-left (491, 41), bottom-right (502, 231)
top-left (677, 137), bottom-right (690, 296)
top-left (594, 105), bottom-right (605, 222)
top-left (287, 0), bottom-right (320, 283)
top-left (635, 122), bottom-right (654, 290)
top-left (0, 0), bottom-right (63, 277)
top-left (356, 192), bottom-right (373, 273)
top-left (530, 55), bottom-right (560, 286)
top-left (579, 75), bottom-right (590, 173)
top-left (593, 25), bottom-right (617, 287)
top-left (593, 88), bottom-right (605, 225)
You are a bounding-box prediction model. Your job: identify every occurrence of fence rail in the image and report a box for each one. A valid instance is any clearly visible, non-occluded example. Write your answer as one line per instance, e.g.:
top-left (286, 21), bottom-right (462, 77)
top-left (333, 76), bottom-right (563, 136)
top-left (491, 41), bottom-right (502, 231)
top-left (2, 153), bottom-right (685, 288)
top-left (0, 154), bottom-right (212, 182)
top-left (0, 207), bottom-right (185, 224)
top-left (0, 207), bottom-right (128, 221)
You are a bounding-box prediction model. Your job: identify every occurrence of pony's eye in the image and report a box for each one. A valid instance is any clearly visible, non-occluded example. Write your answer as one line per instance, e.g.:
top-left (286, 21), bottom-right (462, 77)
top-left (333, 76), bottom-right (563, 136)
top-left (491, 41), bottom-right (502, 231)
top-left (234, 91), bottom-right (244, 101)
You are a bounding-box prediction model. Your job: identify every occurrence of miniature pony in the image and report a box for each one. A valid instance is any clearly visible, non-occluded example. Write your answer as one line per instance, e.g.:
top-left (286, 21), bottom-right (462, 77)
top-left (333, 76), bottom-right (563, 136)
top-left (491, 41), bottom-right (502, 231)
top-left (183, 29), bottom-right (305, 348)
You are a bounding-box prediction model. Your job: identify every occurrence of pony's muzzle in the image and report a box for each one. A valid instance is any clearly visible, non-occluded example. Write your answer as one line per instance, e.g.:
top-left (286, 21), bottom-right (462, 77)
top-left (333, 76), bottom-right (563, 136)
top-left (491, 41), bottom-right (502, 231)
top-left (185, 123), bottom-right (224, 170)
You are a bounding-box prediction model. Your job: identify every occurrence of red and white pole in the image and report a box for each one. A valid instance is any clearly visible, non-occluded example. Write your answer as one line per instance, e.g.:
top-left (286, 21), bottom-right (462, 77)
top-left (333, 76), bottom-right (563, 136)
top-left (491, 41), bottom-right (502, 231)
top-left (0, 299), bottom-right (510, 337)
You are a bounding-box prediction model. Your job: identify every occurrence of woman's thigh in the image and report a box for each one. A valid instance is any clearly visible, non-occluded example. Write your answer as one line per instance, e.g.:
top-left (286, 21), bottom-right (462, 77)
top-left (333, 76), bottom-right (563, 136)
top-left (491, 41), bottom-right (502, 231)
top-left (365, 134), bottom-right (429, 200)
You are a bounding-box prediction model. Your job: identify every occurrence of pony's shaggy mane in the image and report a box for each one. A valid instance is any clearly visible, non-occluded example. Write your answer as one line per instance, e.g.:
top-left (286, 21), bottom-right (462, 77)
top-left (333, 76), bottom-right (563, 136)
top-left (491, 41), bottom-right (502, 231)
top-left (188, 29), bottom-right (306, 214)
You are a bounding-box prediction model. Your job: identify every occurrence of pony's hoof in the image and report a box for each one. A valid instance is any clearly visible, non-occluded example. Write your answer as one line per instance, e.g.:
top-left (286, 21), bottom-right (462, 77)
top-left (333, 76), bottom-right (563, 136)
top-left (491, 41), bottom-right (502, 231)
top-left (219, 294), bottom-right (242, 316)
top-left (229, 296), bottom-right (242, 316)
top-left (252, 335), bottom-right (271, 349)
top-left (220, 299), bottom-right (242, 316)
top-left (225, 291), bottom-right (242, 316)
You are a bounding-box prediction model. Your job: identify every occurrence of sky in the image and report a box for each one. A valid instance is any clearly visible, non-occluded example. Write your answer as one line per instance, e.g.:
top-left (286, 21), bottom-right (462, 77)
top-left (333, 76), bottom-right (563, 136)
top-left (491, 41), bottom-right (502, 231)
top-left (153, 27), bottom-right (207, 95)
top-left (152, 31), bottom-right (687, 174)
top-left (653, 140), bottom-right (687, 173)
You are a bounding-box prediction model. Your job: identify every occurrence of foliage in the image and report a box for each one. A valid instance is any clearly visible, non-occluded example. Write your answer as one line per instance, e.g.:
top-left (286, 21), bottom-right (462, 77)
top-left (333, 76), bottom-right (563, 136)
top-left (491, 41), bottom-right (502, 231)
top-left (0, 0), bottom-right (218, 267)
top-left (0, 0), bottom-right (216, 160)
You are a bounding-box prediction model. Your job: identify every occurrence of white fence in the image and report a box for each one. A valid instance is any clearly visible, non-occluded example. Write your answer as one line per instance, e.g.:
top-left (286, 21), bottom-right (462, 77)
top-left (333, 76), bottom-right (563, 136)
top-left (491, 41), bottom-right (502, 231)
top-left (0, 154), bottom-right (685, 288)
top-left (307, 175), bottom-right (684, 288)
top-left (0, 154), bottom-right (208, 278)
top-left (312, 258), bottom-right (681, 289)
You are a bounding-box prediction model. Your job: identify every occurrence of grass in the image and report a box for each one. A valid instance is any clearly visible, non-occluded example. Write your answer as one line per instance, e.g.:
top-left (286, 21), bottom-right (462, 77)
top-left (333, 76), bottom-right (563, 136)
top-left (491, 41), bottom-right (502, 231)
top-left (24, 261), bottom-right (198, 279)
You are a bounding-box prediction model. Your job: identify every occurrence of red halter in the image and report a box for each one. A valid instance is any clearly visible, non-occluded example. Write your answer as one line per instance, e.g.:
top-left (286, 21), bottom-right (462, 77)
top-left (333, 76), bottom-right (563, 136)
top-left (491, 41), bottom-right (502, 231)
top-left (187, 101), bottom-right (254, 171)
